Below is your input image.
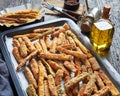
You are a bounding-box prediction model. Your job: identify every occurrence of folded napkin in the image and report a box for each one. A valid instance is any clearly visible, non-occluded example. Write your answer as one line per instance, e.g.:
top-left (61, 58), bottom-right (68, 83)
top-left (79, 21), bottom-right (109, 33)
top-left (0, 53), bottom-right (14, 96)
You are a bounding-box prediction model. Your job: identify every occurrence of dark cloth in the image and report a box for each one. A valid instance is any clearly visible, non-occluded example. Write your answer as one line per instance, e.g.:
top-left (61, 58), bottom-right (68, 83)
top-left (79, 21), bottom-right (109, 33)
top-left (0, 53), bottom-right (14, 96)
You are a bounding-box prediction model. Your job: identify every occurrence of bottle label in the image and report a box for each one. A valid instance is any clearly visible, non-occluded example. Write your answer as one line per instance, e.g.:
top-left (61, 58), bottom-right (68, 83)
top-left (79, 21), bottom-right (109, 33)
top-left (94, 21), bottom-right (112, 30)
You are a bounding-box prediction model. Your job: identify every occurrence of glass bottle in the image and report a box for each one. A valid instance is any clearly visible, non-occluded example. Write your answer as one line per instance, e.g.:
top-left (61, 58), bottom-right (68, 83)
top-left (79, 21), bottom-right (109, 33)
top-left (90, 5), bottom-right (114, 55)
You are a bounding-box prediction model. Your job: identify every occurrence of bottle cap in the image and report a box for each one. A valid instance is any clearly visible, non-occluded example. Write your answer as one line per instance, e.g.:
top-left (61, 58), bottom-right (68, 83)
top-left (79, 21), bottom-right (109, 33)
top-left (102, 5), bottom-right (111, 19)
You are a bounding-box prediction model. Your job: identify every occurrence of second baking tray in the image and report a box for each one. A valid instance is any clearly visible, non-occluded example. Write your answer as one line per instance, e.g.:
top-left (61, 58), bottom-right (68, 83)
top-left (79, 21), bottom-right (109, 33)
top-left (0, 18), bottom-right (120, 96)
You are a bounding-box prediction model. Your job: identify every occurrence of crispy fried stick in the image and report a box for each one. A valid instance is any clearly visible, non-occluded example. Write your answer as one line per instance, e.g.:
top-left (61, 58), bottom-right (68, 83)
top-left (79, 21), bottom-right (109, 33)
top-left (45, 35), bottom-right (52, 48)
top-left (41, 58), bottom-right (55, 77)
top-left (66, 30), bottom-right (92, 58)
top-left (24, 66), bottom-right (37, 89)
top-left (13, 39), bottom-right (20, 47)
top-left (47, 75), bottom-right (58, 96)
top-left (29, 58), bottom-right (39, 81)
top-left (31, 29), bottom-right (55, 41)
top-left (44, 80), bottom-right (50, 96)
top-left (55, 69), bottom-right (64, 86)
top-left (12, 47), bottom-right (23, 63)
top-left (56, 46), bottom-right (87, 61)
top-left (39, 38), bottom-right (48, 53)
top-left (18, 38), bottom-right (28, 57)
top-left (38, 60), bottom-right (45, 96)
top-left (16, 50), bottom-right (38, 70)
top-left (38, 60), bottom-right (48, 79)
top-left (63, 61), bottom-right (77, 72)
top-left (88, 57), bottom-right (100, 71)
top-left (78, 84), bottom-right (86, 96)
top-left (47, 60), bottom-right (62, 71)
top-left (34, 42), bottom-right (43, 53)
top-left (92, 86), bottom-right (110, 96)
top-left (26, 84), bottom-right (38, 96)
top-left (98, 70), bottom-right (120, 96)
top-left (49, 37), bottom-right (57, 53)
top-left (22, 36), bottom-right (36, 52)
top-left (39, 53), bottom-right (72, 61)
top-left (83, 74), bottom-right (96, 96)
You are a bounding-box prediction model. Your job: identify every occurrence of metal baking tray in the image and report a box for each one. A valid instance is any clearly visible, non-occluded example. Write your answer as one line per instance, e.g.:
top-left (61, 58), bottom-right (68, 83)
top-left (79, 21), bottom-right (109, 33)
top-left (0, 18), bottom-right (120, 96)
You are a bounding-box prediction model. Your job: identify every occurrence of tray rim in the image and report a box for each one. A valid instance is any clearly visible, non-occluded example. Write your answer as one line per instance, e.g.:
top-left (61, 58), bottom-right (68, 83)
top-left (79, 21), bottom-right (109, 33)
top-left (0, 18), bottom-right (120, 96)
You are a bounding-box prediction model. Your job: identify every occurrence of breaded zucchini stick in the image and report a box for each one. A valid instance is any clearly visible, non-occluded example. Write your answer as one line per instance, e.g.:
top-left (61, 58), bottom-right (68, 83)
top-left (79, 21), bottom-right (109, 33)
top-left (63, 61), bottom-right (77, 72)
top-left (38, 60), bottom-right (45, 96)
top-left (34, 42), bottom-right (43, 53)
top-left (78, 84), bottom-right (86, 96)
top-left (22, 36), bottom-right (36, 52)
top-left (98, 70), bottom-right (120, 96)
top-left (57, 85), bottom-right (67, 96)
top-left (88, 57), bottom-right (100, 71)
top-left (18, 38), bottom-right (28, 57)
top-left (41, 58), bottom-right (55, 77)
top-left (47, 60), bottom-right (62, 71)
top-left (45, 35), bottom-right (52, 48)
top-left (39, 38), bottom-right (48, 53)
top-left (29, 58), bottom-right (39, 81)
top-left (55, 69), bottom-right (64, 86)
top-left (13, 39), bottom-right (20, 47)
top-left (24, 66), bottom-right (37, 89)
top-left (44, 80), bottom-right (50, 96)
top-left (94, 71), bottom-right (105, 89)
top-left (12, 47), bottom-right (23, 63)
top-left (38, 60), bottom-right (48, 79)
top-left (92, 86), bottom-right (109, 96)
top-left (17, 50), bottom-right (38, 70)
top-left (56, 46), bottom-right (87, 61)
top-left (49, 37), bottom-right (57, 53)
top-left (65, 72), bottom-right (89, 90)
top-left (47, 75), bottom-right (58, 96)
top-left (57, 32), bottom-right (66, 45)
top-left (26, 84), bottom-right (38, 96)
top-left (83, 74), bottom-right (96, 96)
top-left (39, 53), bottom-right (72, 61)
top-left (66, 30), bottom-right (92, 58)
top-left (33, 27), bottom-right (54, 33)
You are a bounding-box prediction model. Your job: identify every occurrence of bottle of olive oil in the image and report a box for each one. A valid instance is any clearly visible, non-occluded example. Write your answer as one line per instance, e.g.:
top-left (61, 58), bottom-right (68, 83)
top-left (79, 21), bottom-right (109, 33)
top-left (90, 5), bottom-right (114, 55)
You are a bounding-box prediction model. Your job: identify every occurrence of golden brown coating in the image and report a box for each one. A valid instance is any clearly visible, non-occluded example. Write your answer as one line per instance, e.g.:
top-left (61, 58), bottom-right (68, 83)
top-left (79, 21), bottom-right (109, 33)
top-left (63, 61), bottom-right (77, 72)
top-left (41, 58), bottom-right (55, 77)
top-left (38, 60), bottom-right (45, 96)
top-left (17, 50), bottom-right (38, 70)
top-left (39, 53), bottom-right (72, 61)
top-left (78, 84), bottom-right (86, 96)
top-left (92, 86), bottom-right (109, 96)
top-left (39, 38), bottom-right (48, 53)
top-left (88, 57), bottom-right (100, 71)
top-left (33, 27), bottom-right (54, 33)
top-left (22, 36), bottom-right (36, 52)
top-left (47, 60), bottom-right (62, 71)
top-left (66, 30), bottom-right (92, 58)
top-left (26, 84), bottom-right (38, 96)
top-left (45, 35), bottom-right (52, 48)
top-left (44, 80), bottom-right (50, 96)
top-left (57, 85), bottom-right (67, 96)
top-left (24, 66), bottom-right (37, 89)
top-left (12, 47), bottom-right (23, 63)
top-left (65, 72), bottom-right (89, 90)
top-left (13, 39), bottom-right (20, 47)
top-left (94, 71), bottom-right (105, 89)
top-left (98, 70), bottom-right (120, 96)
top-left (38, 60), bottom-right (48, 79)
top-left (57, 32), bottom-right (66, 45)
top-left (19, 38), bottom-right (28, 57)
top-left (49, 37), bottom-right (57, 53)
top-left (47, 75), bottom-right (58, 96)
top-left (29, 58), bottom-right (39, 81)
top-left (56, 46), bottom-right (87, 61)
top-left (83, 74), bottom-right (96, 96)
top-left (55, 69), bottom-right (64, 86)
top-left (34, 42), bottom-right (43, 53)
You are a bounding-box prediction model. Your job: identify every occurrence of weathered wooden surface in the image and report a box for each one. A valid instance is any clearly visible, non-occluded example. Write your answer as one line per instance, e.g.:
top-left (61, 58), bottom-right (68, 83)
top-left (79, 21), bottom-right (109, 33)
top-left (45, 0), bottom-right (120, 74)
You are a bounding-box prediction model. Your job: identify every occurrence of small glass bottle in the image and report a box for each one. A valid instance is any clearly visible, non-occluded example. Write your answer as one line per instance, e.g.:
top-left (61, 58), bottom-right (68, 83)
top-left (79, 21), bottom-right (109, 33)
top-left (80, 7), bottom-right (101, 33)
top-left (90, 5), bottom-right (114, 55)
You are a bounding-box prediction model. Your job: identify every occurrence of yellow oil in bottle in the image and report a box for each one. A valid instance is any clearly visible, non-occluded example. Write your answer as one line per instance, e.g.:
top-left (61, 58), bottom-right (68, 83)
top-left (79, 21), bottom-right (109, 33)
top-left (90, 20), bottom-right (114, 55)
